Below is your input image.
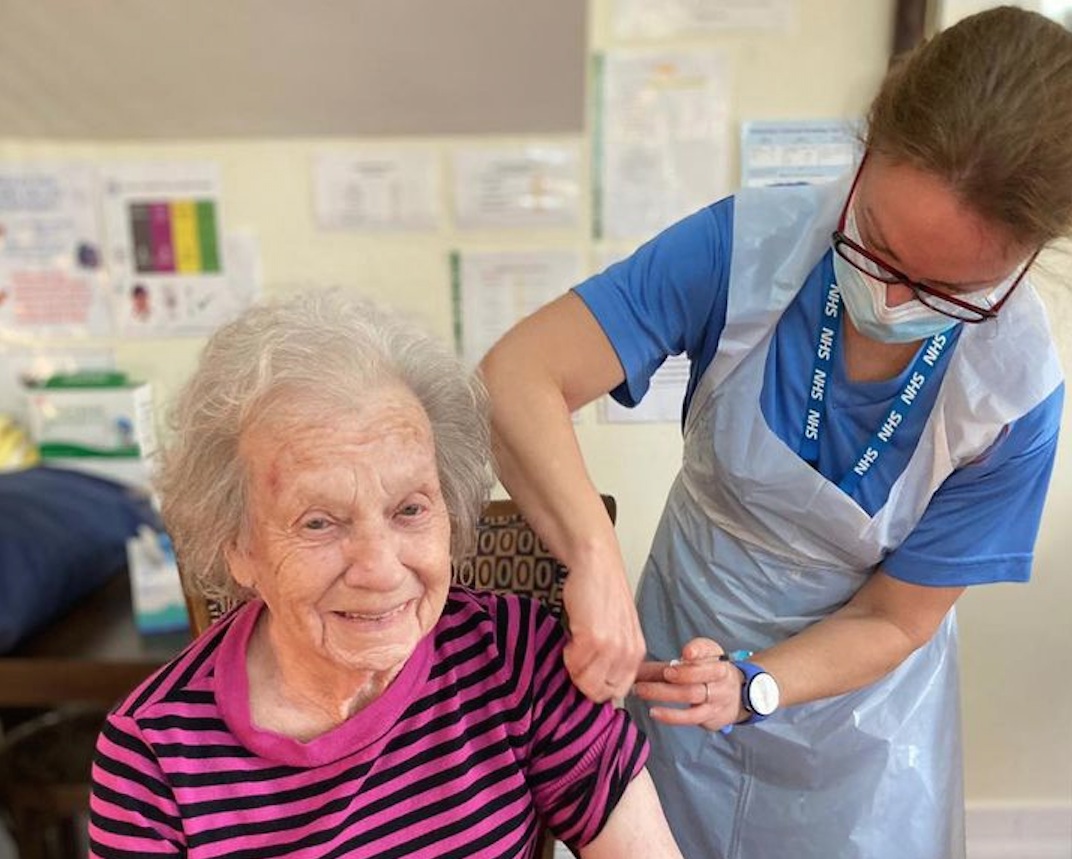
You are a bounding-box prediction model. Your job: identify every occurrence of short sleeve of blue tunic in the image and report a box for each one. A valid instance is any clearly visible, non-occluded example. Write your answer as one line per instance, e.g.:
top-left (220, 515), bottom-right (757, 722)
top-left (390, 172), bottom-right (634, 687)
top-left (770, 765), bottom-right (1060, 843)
top-left (574, 196), bottom-right (1062, 588)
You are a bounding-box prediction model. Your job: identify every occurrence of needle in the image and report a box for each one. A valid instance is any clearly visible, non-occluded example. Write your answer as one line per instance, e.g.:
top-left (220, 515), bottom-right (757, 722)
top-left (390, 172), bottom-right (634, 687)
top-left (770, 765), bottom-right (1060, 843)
top-left (667, 649), bottom-right (753, 666)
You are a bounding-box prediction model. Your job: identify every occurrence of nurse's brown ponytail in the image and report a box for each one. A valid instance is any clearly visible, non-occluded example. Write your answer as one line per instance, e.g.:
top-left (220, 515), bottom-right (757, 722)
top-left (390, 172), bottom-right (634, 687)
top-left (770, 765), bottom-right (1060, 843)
top-left (866, 6), bottom-right (1072, 249)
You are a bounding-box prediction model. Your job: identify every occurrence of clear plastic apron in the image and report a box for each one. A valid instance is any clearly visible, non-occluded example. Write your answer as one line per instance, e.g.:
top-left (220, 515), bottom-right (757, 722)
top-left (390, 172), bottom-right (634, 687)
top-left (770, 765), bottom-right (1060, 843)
top-left (626, 179), bottom-right (1062, 859)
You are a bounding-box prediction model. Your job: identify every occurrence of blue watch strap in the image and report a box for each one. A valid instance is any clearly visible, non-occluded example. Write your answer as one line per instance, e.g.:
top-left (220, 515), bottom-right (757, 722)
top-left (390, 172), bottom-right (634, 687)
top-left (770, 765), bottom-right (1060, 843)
top-left (734, 660), bottom-right (774, 725)
top-left (718, 658), bottom-right (767, 736)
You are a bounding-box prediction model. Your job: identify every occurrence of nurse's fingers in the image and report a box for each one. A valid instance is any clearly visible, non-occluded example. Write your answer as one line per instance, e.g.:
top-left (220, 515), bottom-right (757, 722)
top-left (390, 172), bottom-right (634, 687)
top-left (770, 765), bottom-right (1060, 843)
top-left (564, 635), bottom-right (643, 702)
top-left (648, 697), bottom-right (737, 731)
top-left (639, 680), bottom-right (739, 730)
top-left (681, 637), bottom-right (725, 662)
top-left (634, 660), bottom-right (674, 683)
top-left (662, 658), bottom-right (733, 687)
top-left (634, 652), bottom-right (733, 687)
top-left (633, 661), bottom-right (735, 705)
top-left (630, 640), bottom-right (744, 731)
top-left (632, 679), bottom-right (711, 707)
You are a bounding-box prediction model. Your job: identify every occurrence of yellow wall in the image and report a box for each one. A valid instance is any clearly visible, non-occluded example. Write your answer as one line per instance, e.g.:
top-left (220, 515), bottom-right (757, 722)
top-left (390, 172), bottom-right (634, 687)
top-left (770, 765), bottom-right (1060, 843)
top-left (1, 0), bottom-right (1067, 810)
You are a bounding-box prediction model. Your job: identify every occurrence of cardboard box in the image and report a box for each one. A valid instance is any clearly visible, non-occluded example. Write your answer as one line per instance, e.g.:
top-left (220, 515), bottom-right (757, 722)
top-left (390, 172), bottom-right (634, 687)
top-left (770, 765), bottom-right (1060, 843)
top-left (23, 371), bottom-right (157, 491)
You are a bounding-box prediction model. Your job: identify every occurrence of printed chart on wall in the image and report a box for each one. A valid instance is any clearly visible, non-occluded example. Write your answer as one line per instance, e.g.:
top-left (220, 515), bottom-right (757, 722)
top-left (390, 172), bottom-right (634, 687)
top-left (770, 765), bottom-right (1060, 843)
top-left (101, 162), bottom-right (258, 336)
top-left (450, 249), bottom-right (582, 365)
top-left (611, 0), bottom-right (794, 38)
top-left (313, 150), bottom-right (441, 231)
top-left (740, 120), bottom-right (860, 188)
top-left (452, 145), bottom-right (582, 230)
top-left (0, 164), bottom-right (111, 337)
top-left (594, 48), bottom-right (731, 241)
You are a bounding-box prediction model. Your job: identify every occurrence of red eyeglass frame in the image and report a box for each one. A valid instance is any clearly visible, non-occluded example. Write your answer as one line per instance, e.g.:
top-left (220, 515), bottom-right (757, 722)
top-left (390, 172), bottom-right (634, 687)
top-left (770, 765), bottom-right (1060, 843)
top-left (831, 156), bottom-right (1039, 323)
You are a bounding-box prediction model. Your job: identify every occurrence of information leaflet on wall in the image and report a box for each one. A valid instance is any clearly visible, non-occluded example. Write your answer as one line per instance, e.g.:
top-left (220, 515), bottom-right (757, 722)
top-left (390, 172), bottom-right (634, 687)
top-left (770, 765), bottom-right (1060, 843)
top-left (612, 0), bottom-right (795, 38)
top-left (451, 249), bottom-right (582, 364)
top-left (740, 119), bottom-right (860, 188)
top-left (594, 49), bottom-right (731, 241)
top-left (101, 162), bottom-right (257, 336)
top-left (0, 164), bottom-right (112, 337)
top-left (599, 352), bottom-right (690, 424)
top-left (452, 145), bottom-right (581, 230)
top-left (313, 150), bottom-right (440, 231)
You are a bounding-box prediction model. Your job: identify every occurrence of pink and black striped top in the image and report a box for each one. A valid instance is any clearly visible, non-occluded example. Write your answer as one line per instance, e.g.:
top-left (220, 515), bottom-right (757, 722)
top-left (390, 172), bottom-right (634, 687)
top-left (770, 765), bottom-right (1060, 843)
top-left (89, 588), bottom-right (648, 858)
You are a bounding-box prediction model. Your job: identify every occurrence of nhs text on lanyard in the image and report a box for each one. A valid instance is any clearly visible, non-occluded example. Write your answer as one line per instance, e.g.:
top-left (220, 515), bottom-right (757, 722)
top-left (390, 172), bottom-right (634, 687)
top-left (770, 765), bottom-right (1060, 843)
top-left (800, 281), bottom-right (948, 496)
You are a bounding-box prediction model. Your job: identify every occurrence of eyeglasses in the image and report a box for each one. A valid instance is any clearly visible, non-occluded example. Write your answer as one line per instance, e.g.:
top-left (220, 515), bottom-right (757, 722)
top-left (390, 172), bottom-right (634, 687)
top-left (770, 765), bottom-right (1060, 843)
top-left (831, 160), bottom-right (1039, 323)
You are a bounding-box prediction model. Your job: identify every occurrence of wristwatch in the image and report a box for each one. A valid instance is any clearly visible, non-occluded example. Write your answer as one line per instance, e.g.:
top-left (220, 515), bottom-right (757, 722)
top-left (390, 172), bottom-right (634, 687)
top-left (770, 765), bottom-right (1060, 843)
top-left (733, 660), bottom-right (780, 725)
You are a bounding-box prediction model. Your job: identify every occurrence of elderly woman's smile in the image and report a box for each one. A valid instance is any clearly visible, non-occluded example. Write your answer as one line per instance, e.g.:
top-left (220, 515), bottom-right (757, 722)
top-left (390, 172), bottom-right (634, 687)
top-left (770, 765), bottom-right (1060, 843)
top-left (225, 384), bottom-right (453, 698)
top-left (330, 602), bottom-right (414, 623)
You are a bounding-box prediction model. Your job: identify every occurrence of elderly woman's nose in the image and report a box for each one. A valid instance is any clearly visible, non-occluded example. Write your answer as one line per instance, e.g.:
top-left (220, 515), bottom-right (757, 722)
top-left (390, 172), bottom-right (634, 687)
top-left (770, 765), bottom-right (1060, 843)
top-left (341, 529), bottom-right (405, 584)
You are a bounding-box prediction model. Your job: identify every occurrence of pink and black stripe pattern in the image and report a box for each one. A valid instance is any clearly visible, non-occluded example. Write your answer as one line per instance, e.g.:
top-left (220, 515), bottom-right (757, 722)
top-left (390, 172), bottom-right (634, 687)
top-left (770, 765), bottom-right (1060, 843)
top-left (90, 588), bottom-right (647, 858)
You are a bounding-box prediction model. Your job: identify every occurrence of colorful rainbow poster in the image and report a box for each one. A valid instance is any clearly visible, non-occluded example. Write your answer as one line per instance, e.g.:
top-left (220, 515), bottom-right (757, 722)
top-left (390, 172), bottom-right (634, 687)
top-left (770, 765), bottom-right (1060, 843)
top-left (129, 199), bottom-right (220, 274)
top-left (101, 162), bottom-right (260, 337)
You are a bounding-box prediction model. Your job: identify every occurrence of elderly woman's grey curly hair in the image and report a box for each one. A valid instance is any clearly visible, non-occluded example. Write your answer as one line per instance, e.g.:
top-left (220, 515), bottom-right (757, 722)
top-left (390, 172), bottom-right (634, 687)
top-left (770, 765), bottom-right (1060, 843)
top-left (156, 289), bottom-right (493, 605)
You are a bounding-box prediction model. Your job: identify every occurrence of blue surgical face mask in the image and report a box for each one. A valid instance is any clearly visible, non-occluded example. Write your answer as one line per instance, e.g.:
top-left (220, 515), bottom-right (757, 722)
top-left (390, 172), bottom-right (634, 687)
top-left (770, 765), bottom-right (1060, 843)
top-left (832, 254), bottom-right (959, 343)
top-left (833, 208), bottom-right (961, 344)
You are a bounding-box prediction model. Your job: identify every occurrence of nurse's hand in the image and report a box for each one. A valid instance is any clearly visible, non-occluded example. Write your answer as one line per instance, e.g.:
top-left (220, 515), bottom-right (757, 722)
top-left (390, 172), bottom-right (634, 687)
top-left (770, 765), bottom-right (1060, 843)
top-left (562, 560), bottom-right (646, 702)
top-left (632, 638), bottom-right (745, 732)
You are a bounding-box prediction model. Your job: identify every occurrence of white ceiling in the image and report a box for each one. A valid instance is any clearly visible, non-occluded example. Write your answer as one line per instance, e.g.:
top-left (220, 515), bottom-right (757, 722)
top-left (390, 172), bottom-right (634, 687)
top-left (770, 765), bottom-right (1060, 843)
top-left (0, 0), bottom-right (587, 139)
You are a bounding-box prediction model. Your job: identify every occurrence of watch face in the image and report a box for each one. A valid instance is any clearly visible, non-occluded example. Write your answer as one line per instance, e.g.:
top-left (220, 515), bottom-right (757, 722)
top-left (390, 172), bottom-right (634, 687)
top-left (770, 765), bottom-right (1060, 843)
top-left (748, 673), bottom-right (780, 716)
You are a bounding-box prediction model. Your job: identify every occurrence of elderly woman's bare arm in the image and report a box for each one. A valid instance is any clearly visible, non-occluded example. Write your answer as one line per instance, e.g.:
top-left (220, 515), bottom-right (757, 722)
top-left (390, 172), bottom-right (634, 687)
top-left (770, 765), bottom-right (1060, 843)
top-left (578, 769), bottom-right (684, 858)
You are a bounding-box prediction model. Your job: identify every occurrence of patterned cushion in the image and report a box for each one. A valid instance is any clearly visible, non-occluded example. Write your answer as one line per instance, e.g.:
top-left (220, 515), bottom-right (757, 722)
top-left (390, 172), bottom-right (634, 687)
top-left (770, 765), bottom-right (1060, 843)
top-left (202, 594), bottom-right (239, 627)
top-left (452, 508), bottom-right (568, 617)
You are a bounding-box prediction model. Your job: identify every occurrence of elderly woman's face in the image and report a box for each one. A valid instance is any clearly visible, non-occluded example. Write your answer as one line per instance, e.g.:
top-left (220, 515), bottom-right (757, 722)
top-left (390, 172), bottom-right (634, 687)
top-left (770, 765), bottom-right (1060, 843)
top-left (227, 386), bottom-right (452, 676)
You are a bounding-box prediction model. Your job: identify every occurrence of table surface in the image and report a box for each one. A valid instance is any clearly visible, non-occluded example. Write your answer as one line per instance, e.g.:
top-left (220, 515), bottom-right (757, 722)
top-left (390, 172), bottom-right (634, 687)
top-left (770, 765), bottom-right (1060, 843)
top-left (0, 571), bottom-right (191, 708)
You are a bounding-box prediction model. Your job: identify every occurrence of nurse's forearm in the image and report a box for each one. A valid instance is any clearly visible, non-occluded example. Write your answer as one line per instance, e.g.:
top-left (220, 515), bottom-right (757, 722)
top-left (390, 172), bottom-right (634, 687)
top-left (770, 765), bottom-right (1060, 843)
top-left (757, 613), bottom-right (917, 708)
top-left (481, 294), bottom-right (646, 700)
top-left (752, 569), bottom-right (964, 709)
top-left (479, 293), bottom-right (625, 571)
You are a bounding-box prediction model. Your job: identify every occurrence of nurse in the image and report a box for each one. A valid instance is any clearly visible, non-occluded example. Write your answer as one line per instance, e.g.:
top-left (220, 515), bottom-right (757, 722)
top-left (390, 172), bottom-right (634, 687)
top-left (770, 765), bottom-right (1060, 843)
top-left (479, 7), bottom-right (1072, 859)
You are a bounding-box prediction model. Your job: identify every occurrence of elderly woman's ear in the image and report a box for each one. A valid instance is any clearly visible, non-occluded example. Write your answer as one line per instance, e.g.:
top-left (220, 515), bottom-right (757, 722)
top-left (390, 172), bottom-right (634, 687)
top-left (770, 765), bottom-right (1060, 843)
top-left (224, 541), bottom-right (255, 591)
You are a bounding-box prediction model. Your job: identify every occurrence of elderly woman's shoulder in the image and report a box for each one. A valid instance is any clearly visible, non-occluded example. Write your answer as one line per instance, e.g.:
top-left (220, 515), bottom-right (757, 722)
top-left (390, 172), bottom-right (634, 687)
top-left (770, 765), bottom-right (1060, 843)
top-left (108, 603), bottom-right (248, 722)
top-left (440, 585), bottom-right (565, 652)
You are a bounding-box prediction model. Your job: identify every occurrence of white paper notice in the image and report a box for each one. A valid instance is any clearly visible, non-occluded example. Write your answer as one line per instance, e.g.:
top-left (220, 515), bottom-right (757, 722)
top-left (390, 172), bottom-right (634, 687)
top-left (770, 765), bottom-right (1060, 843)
top-left (0, 164), bottom-right (111, 336)
top-left (612, 0), bottom-right (794, 39)
top-left (118, 231), bottom-right (260, 338)
top-left (452, 145), bottom-right (581, 230)
top-left (600, 353), bottom-right (690, 424)
top-left (596, 49), bottom-right (731, 240)
top-left (452, 250), bottom-right (582, 364)
top-left (741, 120), bottom-right (860, 187)
top-left (100, 162), bottom-right (256, 336)
top-left (313, 150), bottom-right (440, 231)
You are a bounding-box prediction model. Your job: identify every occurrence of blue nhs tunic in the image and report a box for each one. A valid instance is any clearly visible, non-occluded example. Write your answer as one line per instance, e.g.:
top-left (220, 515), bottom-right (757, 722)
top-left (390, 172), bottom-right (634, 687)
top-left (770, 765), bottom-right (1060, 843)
top-left (576, 178), bottom-right (1063, 859)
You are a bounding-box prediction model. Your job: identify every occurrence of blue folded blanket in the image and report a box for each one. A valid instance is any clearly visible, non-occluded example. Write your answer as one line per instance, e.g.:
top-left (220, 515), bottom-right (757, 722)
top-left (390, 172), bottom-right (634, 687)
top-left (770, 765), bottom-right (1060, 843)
top-left (0, 466), bottom-right (158, 653)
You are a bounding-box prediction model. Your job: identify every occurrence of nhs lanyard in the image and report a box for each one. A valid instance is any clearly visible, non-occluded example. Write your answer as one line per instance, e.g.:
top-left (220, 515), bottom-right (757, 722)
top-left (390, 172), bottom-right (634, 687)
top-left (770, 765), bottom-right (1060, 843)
top-left (799, 281), bottom-right (949, 495)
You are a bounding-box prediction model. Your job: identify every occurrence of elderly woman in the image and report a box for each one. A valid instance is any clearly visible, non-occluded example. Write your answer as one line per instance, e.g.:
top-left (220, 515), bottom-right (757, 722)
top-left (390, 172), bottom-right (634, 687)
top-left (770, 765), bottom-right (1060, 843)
top-left (88, 291), bottom-right (682, 859)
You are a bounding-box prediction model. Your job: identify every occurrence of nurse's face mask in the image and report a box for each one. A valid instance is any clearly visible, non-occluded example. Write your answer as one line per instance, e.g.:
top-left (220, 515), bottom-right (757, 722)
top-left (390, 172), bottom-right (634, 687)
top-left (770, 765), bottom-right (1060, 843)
top-left (831, 158), bottom-right (1038, 344)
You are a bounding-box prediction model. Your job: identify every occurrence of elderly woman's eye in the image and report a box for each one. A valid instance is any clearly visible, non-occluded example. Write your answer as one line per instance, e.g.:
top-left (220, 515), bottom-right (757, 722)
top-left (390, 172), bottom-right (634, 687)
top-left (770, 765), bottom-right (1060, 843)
top-left (398, 502), bottom-right (424, 518)
top-left (303, 516), bottom-right (331, 531)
